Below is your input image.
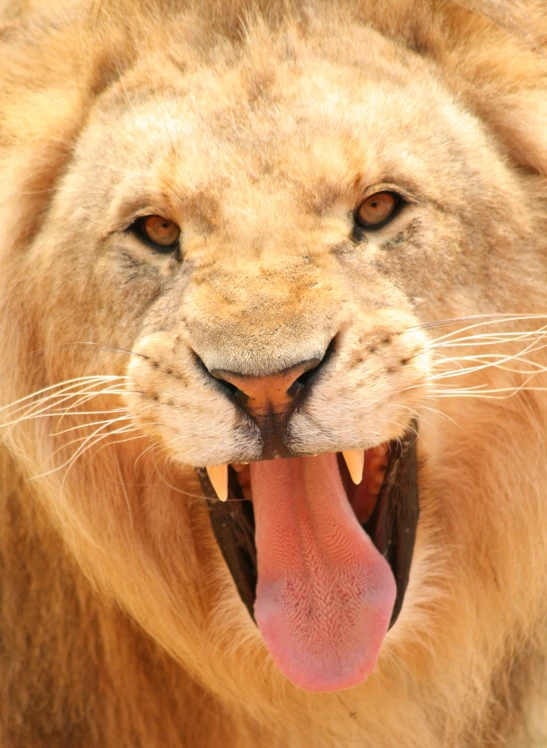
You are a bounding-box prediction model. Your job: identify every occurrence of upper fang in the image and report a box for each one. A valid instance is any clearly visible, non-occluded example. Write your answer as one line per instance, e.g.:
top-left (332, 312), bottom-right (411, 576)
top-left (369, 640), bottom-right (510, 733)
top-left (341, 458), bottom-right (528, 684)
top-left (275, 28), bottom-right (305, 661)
top-left (206, 464), bottom-right (228, 501)
top-left (342, 450), bottom-right (365, 485)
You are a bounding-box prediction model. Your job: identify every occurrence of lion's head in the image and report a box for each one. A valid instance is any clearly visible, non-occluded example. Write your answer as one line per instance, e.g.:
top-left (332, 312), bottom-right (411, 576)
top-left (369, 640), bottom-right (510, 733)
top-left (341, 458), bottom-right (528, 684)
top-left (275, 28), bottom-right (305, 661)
top-left (1, 0), bottom-right (547, 743)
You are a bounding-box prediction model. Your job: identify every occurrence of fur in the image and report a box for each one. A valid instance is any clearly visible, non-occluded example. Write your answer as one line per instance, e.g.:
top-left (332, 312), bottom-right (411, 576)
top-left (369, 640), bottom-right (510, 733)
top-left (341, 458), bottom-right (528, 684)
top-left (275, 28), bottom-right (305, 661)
top-left (0, 0), bottom-right (547, 745)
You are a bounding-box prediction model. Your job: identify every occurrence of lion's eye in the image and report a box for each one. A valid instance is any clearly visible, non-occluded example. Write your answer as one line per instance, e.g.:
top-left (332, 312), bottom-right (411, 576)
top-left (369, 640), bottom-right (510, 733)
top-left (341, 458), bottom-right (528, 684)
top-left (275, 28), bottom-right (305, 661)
top-left (355, 192), bottom-right (401, 229)
top-left (133, 215), bottom-right (181, 250)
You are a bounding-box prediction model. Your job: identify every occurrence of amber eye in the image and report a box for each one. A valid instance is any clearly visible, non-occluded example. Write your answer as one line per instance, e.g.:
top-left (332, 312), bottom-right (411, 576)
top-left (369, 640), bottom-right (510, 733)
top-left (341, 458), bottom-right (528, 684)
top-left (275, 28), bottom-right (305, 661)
top-left (355, 192), bottom-right (400, 229)
top-left (135, 215), bottom-right (181, 250)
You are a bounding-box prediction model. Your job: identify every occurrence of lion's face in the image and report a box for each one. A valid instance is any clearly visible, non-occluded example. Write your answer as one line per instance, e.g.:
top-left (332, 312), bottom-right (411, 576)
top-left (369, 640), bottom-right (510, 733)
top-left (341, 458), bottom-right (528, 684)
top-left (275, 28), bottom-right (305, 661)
top-left (6, 16), bottom-right (542, 696)
top-left (40, 25), bottom-right (528, 459)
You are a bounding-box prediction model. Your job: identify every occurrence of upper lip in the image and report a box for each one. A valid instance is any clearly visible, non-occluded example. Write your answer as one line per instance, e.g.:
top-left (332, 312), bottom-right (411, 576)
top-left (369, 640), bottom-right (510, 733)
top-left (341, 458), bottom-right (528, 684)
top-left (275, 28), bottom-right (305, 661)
top-left (198, 422), bottom-right (419, 629)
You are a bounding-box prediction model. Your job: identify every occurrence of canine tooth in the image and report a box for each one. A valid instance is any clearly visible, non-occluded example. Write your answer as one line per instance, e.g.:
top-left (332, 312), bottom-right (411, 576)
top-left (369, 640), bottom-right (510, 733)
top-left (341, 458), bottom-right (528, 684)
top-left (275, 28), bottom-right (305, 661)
top-left (206, 464), bottom-right (228, 502)
top-left (342, 450), bottom-right (365, 485)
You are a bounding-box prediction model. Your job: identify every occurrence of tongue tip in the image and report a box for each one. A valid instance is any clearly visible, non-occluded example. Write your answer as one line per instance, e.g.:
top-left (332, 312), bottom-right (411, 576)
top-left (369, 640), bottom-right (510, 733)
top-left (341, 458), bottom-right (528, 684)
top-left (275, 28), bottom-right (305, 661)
top-left (255, 573), bottom-right (396, 693)
top-left (291, 664), bottom-right (377, 694)
top-left (261, 642), bottom-right (383, 693)
top-left (256, 616), bottom-right (388, 693)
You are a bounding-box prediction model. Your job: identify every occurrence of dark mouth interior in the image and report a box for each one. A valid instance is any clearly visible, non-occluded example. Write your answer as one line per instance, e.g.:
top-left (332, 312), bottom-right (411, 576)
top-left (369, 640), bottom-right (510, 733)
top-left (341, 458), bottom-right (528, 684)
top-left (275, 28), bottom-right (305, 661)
top-left (199, 424), bottom-right (418, 628)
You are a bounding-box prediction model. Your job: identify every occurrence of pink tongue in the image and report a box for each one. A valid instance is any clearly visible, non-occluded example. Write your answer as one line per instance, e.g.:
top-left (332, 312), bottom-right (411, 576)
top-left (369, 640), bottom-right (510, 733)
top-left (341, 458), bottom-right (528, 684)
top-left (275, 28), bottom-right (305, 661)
top-left (250, 453), bottom-right (396, 693)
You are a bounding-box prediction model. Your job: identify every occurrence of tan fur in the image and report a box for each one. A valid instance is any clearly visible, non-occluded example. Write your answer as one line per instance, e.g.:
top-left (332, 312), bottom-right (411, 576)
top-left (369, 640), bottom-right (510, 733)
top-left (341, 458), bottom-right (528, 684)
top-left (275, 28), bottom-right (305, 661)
top-left (1, 0), bottom-right (547, 745)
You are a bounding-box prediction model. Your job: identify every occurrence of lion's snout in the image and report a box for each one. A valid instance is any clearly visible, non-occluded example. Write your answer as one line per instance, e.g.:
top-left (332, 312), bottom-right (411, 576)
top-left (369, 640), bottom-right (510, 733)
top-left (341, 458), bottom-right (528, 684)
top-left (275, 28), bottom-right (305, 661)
top-left (206, 353), bottom-right (328, 458)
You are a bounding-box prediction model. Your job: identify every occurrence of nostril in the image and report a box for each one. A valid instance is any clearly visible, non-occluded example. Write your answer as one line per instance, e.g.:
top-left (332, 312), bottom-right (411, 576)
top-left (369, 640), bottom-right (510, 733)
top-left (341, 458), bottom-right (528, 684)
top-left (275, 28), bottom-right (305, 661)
top-left (288, 363), bottom-right (320, 398)
top-left (292, 336), bottom-right (336, 393)
top-left (215, 377), bottom-right (242, 401)
top-left (195, 335), bottom-right (337, 410)
top-left (192, 351), bottom-right (241, 398)
top-left (293, 363), bottom-right (320, 390)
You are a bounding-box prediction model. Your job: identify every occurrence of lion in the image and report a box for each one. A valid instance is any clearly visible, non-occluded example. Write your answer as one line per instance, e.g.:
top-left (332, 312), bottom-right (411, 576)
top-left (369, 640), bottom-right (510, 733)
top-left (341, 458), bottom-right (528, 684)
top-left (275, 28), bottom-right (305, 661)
top-left (0, 0), bottom-right (546, 745)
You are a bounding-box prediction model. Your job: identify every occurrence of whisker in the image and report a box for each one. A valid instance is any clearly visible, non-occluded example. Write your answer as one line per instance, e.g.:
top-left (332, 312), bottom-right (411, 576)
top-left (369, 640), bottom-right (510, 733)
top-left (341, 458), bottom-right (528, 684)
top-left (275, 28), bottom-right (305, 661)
top-left (430, 332), bottom-right (547, 350)
top-left (429, 382), bottom-right (547, 399)
top-left (430, 352), bottom-right (547, 371)
top-left (51, 415), bottom-right (133, 438)
top-left (430, 360), bottom-right (547, 380)
top-left (81, 432), bottom-right (144, 463)
top-left (56, 430), bottom-right (146, 495)
top-left (55, 385), bottom-right (130, 421)
top-left (425, 332), bottom-right (547, 388)
top-left (1, 398), bottom-right (129, 430)
top-left (48, 424), bottom-right (136, 462)
top-left (50, 407), bottom-right (132, 435)
top-left (134, 441), bottom-right (163, 470)
top-left (2, 387), bottom-right (126, 427)
top-left (418, 405), bottom-right (461, 428)
top-left (32, 421), bottom-right (137, 479)
top-left (153, 459), bottom-right (209, 502)
top-left (0, 376), bottom-right (128, 415)
top-left (415, 313), bottom-right (547, 340)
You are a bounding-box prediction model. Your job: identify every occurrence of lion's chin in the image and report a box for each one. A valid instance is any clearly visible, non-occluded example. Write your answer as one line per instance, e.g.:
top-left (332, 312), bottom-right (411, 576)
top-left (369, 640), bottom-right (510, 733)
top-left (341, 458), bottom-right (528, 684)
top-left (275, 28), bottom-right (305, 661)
top-left (198, 425), bottom-right (418, 692)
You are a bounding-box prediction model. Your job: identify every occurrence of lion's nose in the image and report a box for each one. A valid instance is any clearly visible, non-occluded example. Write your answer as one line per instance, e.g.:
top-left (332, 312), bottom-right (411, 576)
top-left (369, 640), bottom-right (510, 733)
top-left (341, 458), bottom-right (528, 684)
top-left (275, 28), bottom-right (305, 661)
top-left (209, 358), bottom-right (322, 419)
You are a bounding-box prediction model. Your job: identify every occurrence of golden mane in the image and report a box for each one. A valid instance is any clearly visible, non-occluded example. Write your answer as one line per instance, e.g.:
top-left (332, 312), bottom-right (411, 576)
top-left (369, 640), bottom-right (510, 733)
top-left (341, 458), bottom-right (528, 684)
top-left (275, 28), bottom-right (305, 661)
top-left (0, 0), bottom-right (547, 745)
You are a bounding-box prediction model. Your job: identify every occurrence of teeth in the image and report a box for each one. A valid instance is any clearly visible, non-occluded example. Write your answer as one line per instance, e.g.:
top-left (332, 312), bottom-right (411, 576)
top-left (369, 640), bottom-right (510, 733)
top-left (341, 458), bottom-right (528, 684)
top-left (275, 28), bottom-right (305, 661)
top-left (206, 464), bottom-right (228, 502)
top-left (342, 449), bottom-right (365, 485)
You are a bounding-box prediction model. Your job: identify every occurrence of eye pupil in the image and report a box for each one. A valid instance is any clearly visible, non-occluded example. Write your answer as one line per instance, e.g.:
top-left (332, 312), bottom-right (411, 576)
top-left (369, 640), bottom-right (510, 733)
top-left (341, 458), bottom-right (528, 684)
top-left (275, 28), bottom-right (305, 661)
top-left (139, 215), bottom-right (180, 249)
top-left (356, 191), bottom-right (400, 229)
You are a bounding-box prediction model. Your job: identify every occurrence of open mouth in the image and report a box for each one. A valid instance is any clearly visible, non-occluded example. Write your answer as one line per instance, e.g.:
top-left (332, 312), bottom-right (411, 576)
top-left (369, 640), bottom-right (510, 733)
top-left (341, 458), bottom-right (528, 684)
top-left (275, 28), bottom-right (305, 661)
top-left (197, 423), bottom-right (418, 692)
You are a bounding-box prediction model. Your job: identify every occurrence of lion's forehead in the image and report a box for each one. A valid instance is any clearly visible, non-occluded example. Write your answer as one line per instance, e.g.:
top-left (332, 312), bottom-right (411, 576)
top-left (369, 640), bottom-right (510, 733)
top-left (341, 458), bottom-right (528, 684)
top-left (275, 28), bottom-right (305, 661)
top-left (85, 28), bottom-right (482, 225)
top-left (87, 94), bottom-right (458, 252)
top-left (45, 11), bottom-right (528, 346)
